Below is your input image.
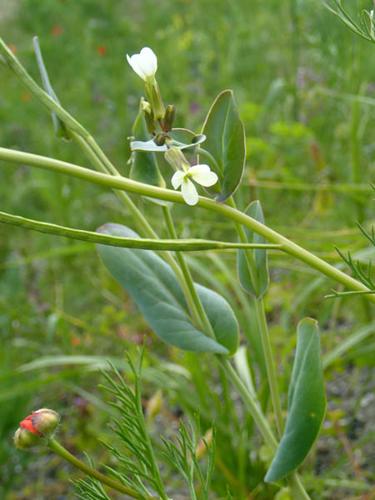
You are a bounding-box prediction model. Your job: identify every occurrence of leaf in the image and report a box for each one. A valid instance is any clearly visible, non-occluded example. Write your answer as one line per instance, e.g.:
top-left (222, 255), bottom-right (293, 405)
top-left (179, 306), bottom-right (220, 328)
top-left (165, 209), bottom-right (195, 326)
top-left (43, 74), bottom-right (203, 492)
top-left (32, 36), bottom-right (70, 140)
top-left (265, 318), bottom-right (326, 483)
top-left (237, 201), bottom-right (269, 298)
top-left (169, 128), bottom-right (207, 149)
top-left (130, 131), bottom-right (206, 154)
top-left (97, 224), bottom-right (239, 355)
top-left (130, 139), bottom-right (168, 153)
top-left (201, 89), bottom-right (246, 201)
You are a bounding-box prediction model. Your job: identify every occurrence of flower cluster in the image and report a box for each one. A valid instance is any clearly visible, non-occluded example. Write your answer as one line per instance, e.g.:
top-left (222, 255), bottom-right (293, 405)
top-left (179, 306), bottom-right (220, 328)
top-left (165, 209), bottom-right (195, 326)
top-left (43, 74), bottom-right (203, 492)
top-left (126, 47), bottom-right (218, 206)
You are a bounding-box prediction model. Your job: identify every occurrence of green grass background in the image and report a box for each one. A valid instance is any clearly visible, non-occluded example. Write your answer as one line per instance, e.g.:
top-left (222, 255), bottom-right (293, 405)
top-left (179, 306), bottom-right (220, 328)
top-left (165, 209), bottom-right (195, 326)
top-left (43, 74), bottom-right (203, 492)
top-left (0, 0), bottom-right (374, 498)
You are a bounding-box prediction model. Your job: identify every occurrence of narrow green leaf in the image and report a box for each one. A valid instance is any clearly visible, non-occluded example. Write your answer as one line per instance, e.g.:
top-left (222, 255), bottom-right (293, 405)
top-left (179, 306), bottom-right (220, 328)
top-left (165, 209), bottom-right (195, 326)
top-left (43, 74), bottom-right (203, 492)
top-left (237, 201), bottom-right (269, 298)
top-left (97, 224), bottom-right (239, 354)
top-left (32, 36), bottom-right (70, 140)
top-left (201, 89), bottom-right (246, 201)
top-left (265, 318), bottom-right (326, 483)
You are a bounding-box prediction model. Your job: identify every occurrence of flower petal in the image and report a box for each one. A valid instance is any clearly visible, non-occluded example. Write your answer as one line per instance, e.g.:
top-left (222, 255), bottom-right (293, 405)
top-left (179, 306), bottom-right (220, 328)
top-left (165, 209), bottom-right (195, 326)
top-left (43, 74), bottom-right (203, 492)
top-left (139, 47), bottom-right (157, 77)
top-left (181, 178), bottom-right (199, 206)
top-left (171, 170), bottom-right (185, 189)
top-left (189, 164), bottom-right (218, 187)
top-left (126, 54), bottom-right (146, 80)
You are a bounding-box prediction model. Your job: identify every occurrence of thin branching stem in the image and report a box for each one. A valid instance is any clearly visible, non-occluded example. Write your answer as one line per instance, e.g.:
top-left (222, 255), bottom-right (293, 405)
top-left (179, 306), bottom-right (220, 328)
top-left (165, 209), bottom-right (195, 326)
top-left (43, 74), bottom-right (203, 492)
top-left (48, 438), bottom-right (156, 499)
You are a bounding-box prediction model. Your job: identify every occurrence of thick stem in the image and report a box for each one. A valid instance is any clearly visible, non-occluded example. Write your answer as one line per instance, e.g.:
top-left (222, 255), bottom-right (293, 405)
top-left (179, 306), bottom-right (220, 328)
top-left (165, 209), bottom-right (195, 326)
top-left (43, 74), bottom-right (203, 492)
top-left (48, 438), bottom-right (155, 499)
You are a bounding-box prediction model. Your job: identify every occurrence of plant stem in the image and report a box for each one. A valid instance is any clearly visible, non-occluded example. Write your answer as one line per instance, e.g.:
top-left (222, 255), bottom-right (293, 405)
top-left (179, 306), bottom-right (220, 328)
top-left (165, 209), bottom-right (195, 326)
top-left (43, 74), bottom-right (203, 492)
top-left (290, 473), bottom-right (311, 500)
top-left (47, 438), bottom-right (155, 499)
top-left (0, 210), bottom-right (280, 252)
top-left (221, 360), bottom-right (277, 450)
top-left (227, 198), bottom-right (284, 436)
top-left (1, 146), bottom-right (371, 302)
top-left (162, 205), bottom-right (206, 328)
top-left (68, 134), bottom-right (205, 324)
top-left (71, 131), bottom-right (157, 239)
top-left (253, 299), bottom-right (283, 436)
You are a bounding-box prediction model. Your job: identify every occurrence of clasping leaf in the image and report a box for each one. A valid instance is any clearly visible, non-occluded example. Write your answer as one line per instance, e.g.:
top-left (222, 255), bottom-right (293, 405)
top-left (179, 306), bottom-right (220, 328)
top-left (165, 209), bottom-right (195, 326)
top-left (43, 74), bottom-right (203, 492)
top-left (201, 89), bottom-right (246, 201)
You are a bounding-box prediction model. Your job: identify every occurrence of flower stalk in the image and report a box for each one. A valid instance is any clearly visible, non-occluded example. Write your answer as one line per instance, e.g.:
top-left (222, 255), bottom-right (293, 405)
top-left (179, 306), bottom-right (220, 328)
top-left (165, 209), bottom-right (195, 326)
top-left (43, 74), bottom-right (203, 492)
top-left (48, 438), bottom-right (156, 499)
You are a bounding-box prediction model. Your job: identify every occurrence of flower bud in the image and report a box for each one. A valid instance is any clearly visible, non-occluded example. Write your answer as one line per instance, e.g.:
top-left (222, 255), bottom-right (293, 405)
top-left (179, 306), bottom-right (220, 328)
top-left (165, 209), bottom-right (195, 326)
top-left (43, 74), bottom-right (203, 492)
top-left (141, 99), bottom-right (156, 134)
top-left (140, 99), bottom-right (152, 115)
top-left (195, 428), bottom-right (213, 460)
top-left (27, 408), bottom-right (60, 436)
top-left (146, 390), bottom-right (163, 420)
top-left (162, 105), bottom-right (175, 132)
top-left (14, 427), bottom-right (40, 449)
top-left (14, 408), bottom-right (60, 449)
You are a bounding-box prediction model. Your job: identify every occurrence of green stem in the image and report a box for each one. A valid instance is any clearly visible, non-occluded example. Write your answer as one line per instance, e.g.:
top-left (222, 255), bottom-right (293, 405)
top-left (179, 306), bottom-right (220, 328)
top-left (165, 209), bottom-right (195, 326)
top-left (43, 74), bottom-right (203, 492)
top-left (228, 199), bottom-right (309, 498)
top-left (0, 211), bottom-right (280, 253)
top-left (227, 197), bottom-right (283, 436)
top-left (69, 134), bottom-right (203, 320)
top-left (162, 205), bottom-right (206, 328)
top-left (290, 473), bottom-right (311, 500)
top-left (222, 360), bottom-right (277, 450)
top-left (161, 207), bottom-right (279, 486)
top-left (1, 147), bottom-right (373, 302)
top-left (47, 438), bottom-right (155, 499)
top-left (254, 299), bottom-right (283, 436)
top-left (71, 132), bottom-right (157, 239)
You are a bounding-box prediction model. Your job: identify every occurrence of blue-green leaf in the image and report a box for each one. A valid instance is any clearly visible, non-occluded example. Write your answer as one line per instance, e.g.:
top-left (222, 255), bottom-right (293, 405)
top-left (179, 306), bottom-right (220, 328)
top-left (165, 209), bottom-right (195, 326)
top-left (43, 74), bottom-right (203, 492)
top-left (265, 318), bottom-right (326, 483)
top-left (201, 89), bottom-right (246, 201)
top-left (237, 201), bottom-right (269, 298)
top-left (97, 224), bottom-right (239, 354)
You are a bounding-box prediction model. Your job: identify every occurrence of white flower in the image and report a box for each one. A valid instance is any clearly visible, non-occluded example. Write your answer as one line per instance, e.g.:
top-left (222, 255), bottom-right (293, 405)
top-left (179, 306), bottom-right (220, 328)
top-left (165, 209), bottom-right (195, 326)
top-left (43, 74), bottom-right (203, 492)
top-left (126, 47), bottom-right (157, 81)
top-left (171, 164), bottom-right (218, 206)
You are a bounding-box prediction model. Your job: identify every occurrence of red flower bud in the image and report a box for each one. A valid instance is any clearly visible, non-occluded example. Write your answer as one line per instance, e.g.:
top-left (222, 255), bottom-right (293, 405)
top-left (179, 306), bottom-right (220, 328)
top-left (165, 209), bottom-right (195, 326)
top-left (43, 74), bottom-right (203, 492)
top-left (15, 409), bottom-right (60, 449)
top-left (14, 427), bottom-right (40, 449)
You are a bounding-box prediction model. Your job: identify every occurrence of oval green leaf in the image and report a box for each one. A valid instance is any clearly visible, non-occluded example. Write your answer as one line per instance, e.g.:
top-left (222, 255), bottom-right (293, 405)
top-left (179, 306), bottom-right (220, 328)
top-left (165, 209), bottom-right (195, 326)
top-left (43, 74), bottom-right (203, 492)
top-left (265, 318), bottom-right (326, 483)
top-left (201, 89), bottom-right (246, 201)
top-left (237, 201), bottom-right (269, 299)
top-left (97, 224), bottom-right (239, 355)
